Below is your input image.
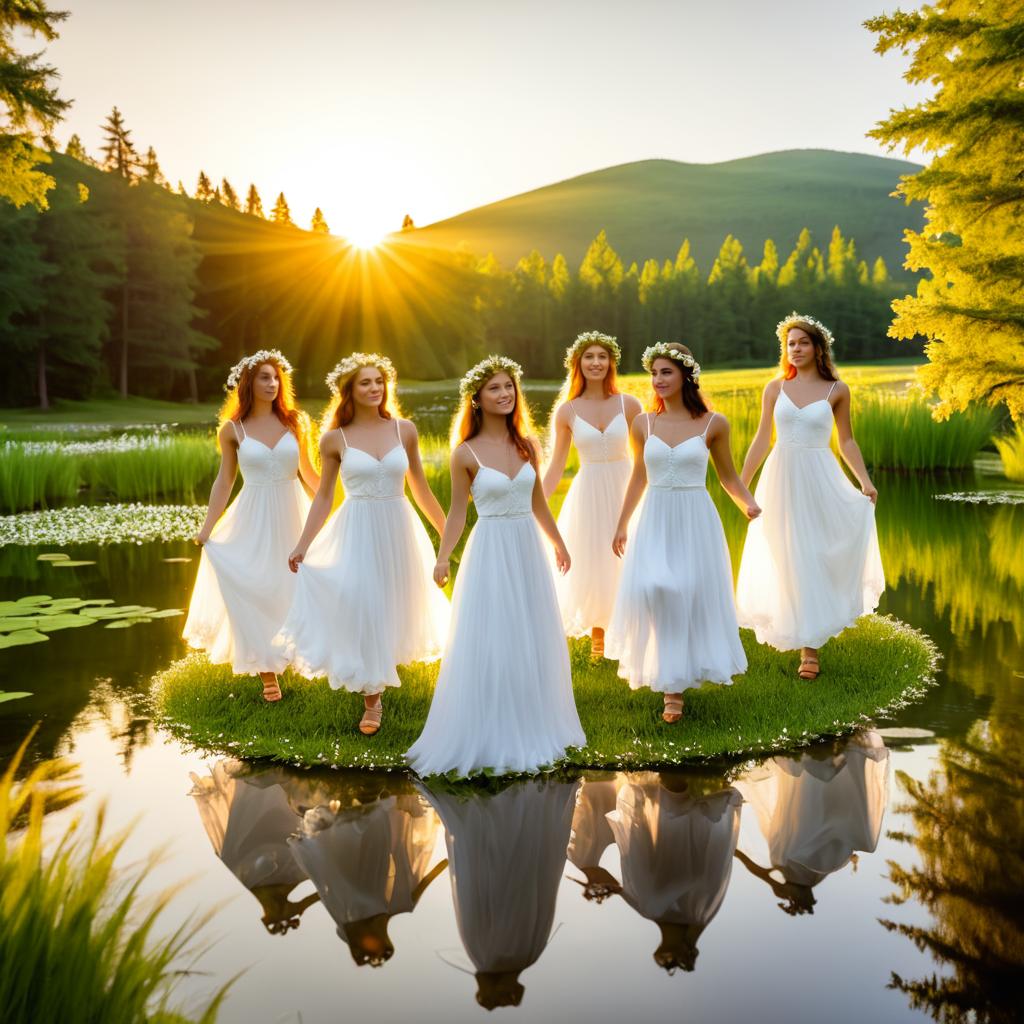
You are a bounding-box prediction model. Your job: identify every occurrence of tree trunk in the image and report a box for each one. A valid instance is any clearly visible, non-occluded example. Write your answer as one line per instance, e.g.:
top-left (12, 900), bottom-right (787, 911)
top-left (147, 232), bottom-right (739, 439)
top-left (119, 283), bottom-right (128, 398)
top-left (187, 366), bottom-right (198, 403)
top-left (37, 341), bottom-right (49, 410)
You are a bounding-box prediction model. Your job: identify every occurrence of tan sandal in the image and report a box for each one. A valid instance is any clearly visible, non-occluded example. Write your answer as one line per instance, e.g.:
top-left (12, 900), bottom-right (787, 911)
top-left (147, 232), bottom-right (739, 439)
top-left (359, 699), bottom-right (383, 736)
top-left (591, 627), bottom-right (605, 660)
top-left (798, 658), bottom-right (820, 680)
top-left (662, 695), bottom-right (684, 724)
top-left (261, 676), bottom-right (283, 702)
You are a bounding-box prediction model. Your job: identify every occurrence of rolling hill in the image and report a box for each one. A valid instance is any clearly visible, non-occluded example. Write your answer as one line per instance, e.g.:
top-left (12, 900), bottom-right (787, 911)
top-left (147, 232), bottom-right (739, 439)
top-left (406, 149), bottom-right (924, 275)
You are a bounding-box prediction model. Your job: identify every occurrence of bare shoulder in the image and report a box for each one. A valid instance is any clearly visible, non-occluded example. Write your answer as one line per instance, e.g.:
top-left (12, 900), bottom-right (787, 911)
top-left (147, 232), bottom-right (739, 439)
top-left (553, 401), bottom-right (574, 426)
top-left (831, 379), bottom-right (852, 401)
top-left (217, 420), bottom-right (239, 447)
top-left (630, 412), bottom-right (650, 438)
top-left (707, 410), bottom-right (730, 437)
top-left (451, 442), bottom-right (475, 469)
top-left (763, 378), bottom-right (783, 400)
top-left (319, 427), bottom-right (344, 455)
top-left (622, 393), bottom-right (644, 414)
top-left (396, 416), bottom-right (419, 441)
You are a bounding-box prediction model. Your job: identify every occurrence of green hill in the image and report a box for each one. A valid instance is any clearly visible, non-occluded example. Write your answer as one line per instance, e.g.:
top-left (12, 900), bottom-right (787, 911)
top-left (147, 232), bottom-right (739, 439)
top-left (407, 149), bottom-right (924, 274)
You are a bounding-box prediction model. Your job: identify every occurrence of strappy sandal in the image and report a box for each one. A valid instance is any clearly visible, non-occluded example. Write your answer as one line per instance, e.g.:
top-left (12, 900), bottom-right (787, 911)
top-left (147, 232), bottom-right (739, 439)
top-left (261, 677), bottom-right (283, 702)
top-left (662, 695), bottom-right (684, 724)
top-left (359, 699), bottom-right (383, 736)
top-left (591, 628), bottom-right (605, 659)
top-left (798, 658), bottom-right (820, 680)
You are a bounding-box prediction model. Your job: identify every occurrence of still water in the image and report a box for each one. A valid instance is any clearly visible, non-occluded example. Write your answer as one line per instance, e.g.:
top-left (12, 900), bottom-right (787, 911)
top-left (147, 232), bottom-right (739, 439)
top-left (1, 455), bottom-right (1022, 1022)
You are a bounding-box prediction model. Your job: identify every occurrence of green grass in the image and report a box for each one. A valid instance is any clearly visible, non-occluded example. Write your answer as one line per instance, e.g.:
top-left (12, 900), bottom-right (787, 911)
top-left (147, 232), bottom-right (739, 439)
top-left (0, 396), bottom-right (220, 429)
top-left (155, 615), bottom-right (937, 776)
top-left (0, 734), bottom-right (228, 1024)
top-left (994, 423), bottom-right (1024, 482)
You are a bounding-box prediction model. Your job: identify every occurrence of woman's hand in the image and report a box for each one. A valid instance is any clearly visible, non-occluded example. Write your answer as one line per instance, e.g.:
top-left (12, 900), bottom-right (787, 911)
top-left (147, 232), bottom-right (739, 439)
top-left (744, 501), bottom-right (762, 521)
top-left (612, 527), bottom-right (628, 558)
top-left (433, 558), bottom-right (450, 588)
top-left (193, 529), bottom-right (211, 546)
top-left (287, 547), bottom-right (306, 574)
top-left (861, 482), bottom-right (878, 504)
top-left (554, 542), bottom-right (571, 576)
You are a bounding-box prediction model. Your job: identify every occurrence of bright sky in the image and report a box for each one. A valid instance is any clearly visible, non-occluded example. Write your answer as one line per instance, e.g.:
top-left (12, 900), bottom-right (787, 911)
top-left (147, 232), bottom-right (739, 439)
top-left (43, 0), bottom-right (926, 245)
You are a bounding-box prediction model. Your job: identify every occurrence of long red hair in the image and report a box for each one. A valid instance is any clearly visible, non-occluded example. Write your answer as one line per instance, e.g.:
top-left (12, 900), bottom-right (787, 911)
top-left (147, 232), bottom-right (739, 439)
top-left (320, 364), bottom-right (402, 434)
top-left (218, 356), bottom-right (313, 459)
top-left (451, 370), bottom-right (537, 466)
top-left (648, 344), bottom-right (709, 418)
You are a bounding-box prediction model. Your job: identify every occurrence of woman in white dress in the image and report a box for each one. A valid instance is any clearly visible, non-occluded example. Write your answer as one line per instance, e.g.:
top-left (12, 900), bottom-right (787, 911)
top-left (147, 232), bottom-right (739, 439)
top-left (288, 783), bottom-right (446, 966)
top-left (566, 772), bottom-right (625, 901)
top-left (543, 331), bottom-right (642, 656)
top-left (606, 343), bottom-right (760, 723)
top-left (406, 356), bottom-right (585, 777)
top-left (275, 353), bottom-right (450, 736)
top-left (184, 350), bottom-right (319, 702)
top-left (736, 313), bottom-right (884, 681)
top-left (420, 777), bottom-right (579, 1009)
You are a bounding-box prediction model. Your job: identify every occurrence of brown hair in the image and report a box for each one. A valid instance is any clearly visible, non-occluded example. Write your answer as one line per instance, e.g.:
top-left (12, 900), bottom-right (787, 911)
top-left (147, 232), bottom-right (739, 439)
top-left (451, 368), bottom-right (537, 466)
top-left (320, 362), bottom-right (402, 434)
top-left (218, 356), bottom-right (313, 461)
top-left (648, 344), bottom-right (708, 418)
top-left (564, 341), bottom-right (620, 402)
top-left (779, 319), bottom-right (838, 382)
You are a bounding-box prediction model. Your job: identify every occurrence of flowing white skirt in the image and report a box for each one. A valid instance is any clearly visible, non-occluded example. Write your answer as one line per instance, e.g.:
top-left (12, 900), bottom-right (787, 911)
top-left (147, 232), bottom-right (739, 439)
top-left (183, 480), bottom-right (309, 674)
top-left (272, 496), bottom-right (449, 693)
top-left (735, 446), bottom-right (884, 651)
top-left (406, 516), bottom-right (586, 777)
top-left (555, 459), bottom-right (631, 635)
top-left (606, 487), bottom-right (746, 692)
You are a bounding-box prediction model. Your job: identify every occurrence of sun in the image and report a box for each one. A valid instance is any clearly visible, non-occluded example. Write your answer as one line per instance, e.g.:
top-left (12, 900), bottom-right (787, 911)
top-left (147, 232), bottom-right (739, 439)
top-left (348, 226), bottom-right (387, 251)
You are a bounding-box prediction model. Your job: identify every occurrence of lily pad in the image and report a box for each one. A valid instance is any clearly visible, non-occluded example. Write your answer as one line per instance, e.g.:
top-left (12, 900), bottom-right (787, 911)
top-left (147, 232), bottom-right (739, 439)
top-left (79, 605), bottom-right (157, 620)
top-left (0, 630), bottom-right (49, 649)
top-left (37, 553), bottom-right (70, 562)
top-left (51, 560), bottom-right (97, 568)
top-left (105, 617), bottom-right (153, 628)
top-left (162, 557), bottom-right (192, 563)
top-left (0, 691), bottom-right (33, 703)
top-left (146, 608), bottom-right (184, 619)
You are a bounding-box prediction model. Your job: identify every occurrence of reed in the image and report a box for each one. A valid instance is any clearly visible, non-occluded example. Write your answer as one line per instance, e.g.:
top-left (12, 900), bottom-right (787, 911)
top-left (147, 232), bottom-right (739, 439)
top-left (994, 423), bottom-right (1024, 482)
top-left (0, 734), bottom-right (229, 1024)
top-left (0, 443), bottom-right (80, 513)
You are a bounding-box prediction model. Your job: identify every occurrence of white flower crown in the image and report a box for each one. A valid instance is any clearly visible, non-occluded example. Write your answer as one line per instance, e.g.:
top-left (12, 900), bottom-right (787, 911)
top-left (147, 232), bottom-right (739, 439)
top-left (776, 312), bottom-right (836, 350)
top-left (325, 352), bottom-right (397, 395)
top-left (563, 330), bottom-right (622, 371)
top-left (641, 342), bottom-right (701, 382)
top-left (224, 349), bottom-right (293, 391)
top-left (459, 355), bottom-right (523, 402)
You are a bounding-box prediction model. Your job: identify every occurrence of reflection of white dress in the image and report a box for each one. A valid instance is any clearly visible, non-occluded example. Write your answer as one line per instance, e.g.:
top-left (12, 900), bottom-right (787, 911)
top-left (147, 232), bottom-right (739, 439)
top-left (273, 421), bottom-right (449, 693)
top-left (189, 760), bottom-right (310, 894)
top-left (288, 793), bottom-right (440, 937)
top-left (183, 424), bottom-right (309, 673)
top-left (421, 779), bottom-right (579, 976)
top-left (735, 732), bottom-right (889, 886)
top-left (608, 775), bottom-right (741, 929)
top-left (736, 383), bottom-right (885, 651)
top-left (406, 455), bottom-right (585, 777)
top-left (567, 775), bottom-right (623, 871)
top-left (606, 415), bottom-right (746, 692)
top-left (554, 396), bottom-right (631, 635)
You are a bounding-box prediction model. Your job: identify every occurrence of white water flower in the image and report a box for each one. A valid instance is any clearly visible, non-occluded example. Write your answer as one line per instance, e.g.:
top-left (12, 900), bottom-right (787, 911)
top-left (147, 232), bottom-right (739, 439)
top-left (0, 503), bottom-right (206, 546)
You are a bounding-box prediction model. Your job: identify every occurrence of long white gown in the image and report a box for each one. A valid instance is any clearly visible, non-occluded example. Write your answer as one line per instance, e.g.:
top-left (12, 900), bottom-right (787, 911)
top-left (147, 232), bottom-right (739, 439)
top-left (606, 414), bottom-right (746, 692)
top-left (183, 423), bottom-right (310, 674)
top-left (554, 396), bottom-right (631, 635)
top-left (272, 421), bottom-right (450, 693)
top-left (567, 774), bottom-right (624, 873)
top-left (406, 453), bottom-right (585, 777)
top-left (421, 778), bottom-right (579, 1007)
top-left (736, 382), bottom-right (885, 651)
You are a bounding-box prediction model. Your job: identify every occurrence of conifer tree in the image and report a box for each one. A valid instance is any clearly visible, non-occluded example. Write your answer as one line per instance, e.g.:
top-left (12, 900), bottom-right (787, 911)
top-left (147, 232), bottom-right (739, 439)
top-left (221, 179), bottom-right (241, 211)
top-left (271, 192), bottom-right (293, 226)
top-left (0, 0), bottom-right (70, 208)
top-left (310, 207), bottom-right (329, 233)
top-left (578, 230), bottom-right (624, 293)
top-left (244, 183), bottom-right (264, 218)
top-left (867, 0), bottom-right (1024, 419)
top-left (100, 107), bottom-right (138, 181)
top-left (401, 213), bottom-right (415, 230)
top-left (176, 180), bottom-right (189, 198)
top-left (65, 134), bottom-right (89, 163)
top-left (548, 253), bottom-right (570, 301)
top-left (141, 146), bottom-right (165, 186)
top-left (194, 171), bottom-right (214, 203)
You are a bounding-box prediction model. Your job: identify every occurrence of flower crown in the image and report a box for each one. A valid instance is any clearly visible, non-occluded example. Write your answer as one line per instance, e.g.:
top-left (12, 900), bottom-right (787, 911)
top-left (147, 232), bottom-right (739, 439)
top-left (325, 352), bottom-right (397, 395)
top-left (563, 330), bottom-right (622, 371)
top-left (776, 312), bottom-right (836, 350)
top-left (224, 349), bottom-right (293, 391)
top-left (641, 342), bottom-right (701, 382)
top-left (459, 355), bottom-right (523, 402)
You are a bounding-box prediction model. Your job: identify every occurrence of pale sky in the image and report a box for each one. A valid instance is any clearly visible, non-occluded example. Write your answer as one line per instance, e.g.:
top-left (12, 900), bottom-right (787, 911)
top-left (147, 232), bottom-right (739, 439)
top-left (41, 0), bottom-right (926, 245)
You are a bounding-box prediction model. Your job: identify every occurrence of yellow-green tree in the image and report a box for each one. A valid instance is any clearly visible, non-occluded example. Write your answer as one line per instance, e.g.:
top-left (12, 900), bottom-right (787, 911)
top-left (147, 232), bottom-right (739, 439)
top-left (867, 1), bottom-right (1024, 419)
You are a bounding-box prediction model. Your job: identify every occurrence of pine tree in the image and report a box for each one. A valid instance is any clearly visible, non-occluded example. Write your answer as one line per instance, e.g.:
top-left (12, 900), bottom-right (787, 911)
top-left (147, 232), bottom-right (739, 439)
top-left (0, 0), bottom-right (70, 209)
top-left (401, 213), bottom-right (415, 231)
top-left (141, 146), bottom-right (165, 186)
top-left (176, 180), bottom-right (189, 198)
top-left (221, 179), bottom-right (241, 211)
top-left (194, 171), bottom-right (215, 203)
top-left (310, 207), bottom-right (329, 233)
top-left (65, 134), bottom-right (89, 163)
top-left (867, 1), bottom-right (1024, 419)
top-left (548, 253), bottom-right (570, 301)
top-left (100, 107), bottom-right (138, 181)
top-left (578, 230), bottom-right (624, 293)
top-left (752, 239), bottom-right (780, 288)
top-left (271, 192), bottom-right (293, 226)
top-left (244, 184), bottom-right (264, 218)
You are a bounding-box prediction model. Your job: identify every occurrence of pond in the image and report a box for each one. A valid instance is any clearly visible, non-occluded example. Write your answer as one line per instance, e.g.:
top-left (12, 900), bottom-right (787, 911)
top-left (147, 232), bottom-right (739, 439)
top-left (1, 446), bottom-right (1022, 1021)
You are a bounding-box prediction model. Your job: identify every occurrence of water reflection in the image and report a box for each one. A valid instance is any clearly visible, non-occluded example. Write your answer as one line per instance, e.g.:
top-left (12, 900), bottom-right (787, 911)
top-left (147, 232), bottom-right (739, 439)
top-left (734, 731), bottom-right (889, 915)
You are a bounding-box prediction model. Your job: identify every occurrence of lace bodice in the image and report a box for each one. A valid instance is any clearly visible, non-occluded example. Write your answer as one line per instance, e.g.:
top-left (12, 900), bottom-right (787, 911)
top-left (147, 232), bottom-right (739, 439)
top-left (774, 383), bottom-right (838, 450)
top-left (340, 423), bottom-right (408, 500)
top-left (234, 424), bottom-right (300, 486)
top-left (571, 396), bottom-right (629, 465)
top-left (643, 414), bottom-right (713, 489)
top-left (468, 448), bottom-right (536, 519)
